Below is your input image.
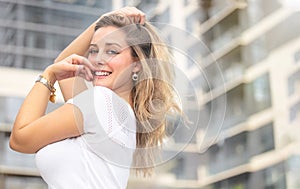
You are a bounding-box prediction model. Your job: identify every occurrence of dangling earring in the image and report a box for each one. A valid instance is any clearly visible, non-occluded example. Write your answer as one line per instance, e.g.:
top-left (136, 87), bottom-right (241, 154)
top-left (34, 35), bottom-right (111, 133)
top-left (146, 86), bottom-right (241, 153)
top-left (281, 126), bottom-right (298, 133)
top-left (132, 72), bottom-right (138, 81)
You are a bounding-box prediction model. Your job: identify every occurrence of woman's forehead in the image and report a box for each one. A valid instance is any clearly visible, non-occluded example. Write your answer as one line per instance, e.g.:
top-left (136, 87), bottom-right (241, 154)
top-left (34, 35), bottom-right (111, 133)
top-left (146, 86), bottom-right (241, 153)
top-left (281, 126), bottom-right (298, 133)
top-left (92, 26), bottom-right (128, 47)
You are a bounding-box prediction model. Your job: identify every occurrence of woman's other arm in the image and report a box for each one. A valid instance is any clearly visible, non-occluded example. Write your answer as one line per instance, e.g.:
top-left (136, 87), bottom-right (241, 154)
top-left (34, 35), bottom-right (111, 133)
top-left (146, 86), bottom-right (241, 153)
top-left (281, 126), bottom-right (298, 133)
top-left (10, 55), bottom-right (94, 153)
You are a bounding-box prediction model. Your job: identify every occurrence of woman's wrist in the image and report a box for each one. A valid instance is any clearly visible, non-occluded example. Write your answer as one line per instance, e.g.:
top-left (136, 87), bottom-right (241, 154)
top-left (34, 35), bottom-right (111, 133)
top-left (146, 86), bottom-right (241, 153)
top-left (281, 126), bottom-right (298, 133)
top-left (36, 69), bottom-right (57, 103)
top-left (42, 67), bottom-right (57, 85)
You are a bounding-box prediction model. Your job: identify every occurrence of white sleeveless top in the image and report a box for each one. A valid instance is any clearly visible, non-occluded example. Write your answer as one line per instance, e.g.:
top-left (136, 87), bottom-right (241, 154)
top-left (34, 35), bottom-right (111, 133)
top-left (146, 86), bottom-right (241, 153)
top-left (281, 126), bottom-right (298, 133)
top-left (36, 86), bottom-right (136, 189)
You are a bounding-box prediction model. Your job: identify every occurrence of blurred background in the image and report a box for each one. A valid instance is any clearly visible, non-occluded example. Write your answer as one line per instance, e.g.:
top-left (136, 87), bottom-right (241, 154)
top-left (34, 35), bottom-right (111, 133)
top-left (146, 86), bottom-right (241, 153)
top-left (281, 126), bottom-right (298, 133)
top-left (1, 0), bottom-right (300, 188)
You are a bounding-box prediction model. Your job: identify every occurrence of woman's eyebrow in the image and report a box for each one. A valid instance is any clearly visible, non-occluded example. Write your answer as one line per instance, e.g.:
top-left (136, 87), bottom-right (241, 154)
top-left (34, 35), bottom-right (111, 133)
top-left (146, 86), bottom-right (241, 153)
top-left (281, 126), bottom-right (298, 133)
top-left (89, 44), bottom-right (98, 48)
top-left (106, 42), bottom-right (122, 47)
top-left (89, 42), bottom-right (123, 48)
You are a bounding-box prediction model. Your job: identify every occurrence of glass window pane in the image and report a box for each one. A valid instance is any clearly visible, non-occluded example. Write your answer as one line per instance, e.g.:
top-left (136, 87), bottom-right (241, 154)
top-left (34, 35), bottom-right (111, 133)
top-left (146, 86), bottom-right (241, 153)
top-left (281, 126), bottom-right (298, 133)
top-left (4, 175), bottom-right (47, 189)
top-left (288, 69), bottom-right (300, 96)
top-left (245, 73), bottom-right (272, 115)
top-left (248, 123), bottom-right (275, 156)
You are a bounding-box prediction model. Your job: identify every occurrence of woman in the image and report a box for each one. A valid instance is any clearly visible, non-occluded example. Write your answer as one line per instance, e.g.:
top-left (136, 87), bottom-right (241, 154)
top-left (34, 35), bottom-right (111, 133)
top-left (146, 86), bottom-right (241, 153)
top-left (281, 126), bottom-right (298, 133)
top-left (10, 7), bottom-right (181, 188)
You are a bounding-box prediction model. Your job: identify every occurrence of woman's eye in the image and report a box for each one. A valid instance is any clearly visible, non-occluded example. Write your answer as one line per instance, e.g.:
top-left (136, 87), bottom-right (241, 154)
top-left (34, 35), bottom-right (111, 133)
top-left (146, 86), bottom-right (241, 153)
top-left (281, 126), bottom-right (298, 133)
top-left (89, 49), bottom-right (99, 54)
top-left (106, 49), bottom-right (120, 55)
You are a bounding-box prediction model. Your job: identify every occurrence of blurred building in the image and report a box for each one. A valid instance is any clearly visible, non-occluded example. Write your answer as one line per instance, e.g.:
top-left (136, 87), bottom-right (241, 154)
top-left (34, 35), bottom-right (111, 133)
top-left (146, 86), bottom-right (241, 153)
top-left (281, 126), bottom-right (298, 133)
top-left (1, 0), bottom-right (300, 189)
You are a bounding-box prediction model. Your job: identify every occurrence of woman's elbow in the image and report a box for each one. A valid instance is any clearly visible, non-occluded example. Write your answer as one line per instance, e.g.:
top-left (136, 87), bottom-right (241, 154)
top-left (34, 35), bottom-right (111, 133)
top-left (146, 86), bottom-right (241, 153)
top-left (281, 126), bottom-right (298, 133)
top-left (9, 133), bottom-right (23, 152)
top-left (9, 134), bottom-right (21, 152)
top-left (9, 133), bottom-right (36, 154)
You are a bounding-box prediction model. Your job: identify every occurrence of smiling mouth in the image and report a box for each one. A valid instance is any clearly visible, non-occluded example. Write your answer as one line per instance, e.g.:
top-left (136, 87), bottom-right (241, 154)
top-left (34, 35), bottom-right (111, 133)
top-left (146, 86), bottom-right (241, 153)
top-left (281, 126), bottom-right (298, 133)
top-left (93, 71), bottom-right (112, 76)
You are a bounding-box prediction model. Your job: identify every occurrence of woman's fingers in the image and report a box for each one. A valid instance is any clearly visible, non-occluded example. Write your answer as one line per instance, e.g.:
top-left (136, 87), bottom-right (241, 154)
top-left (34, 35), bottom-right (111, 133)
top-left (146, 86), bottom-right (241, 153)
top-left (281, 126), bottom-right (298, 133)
top-left (75, 64), bottom-right (94, 81)
top-left (128, 7), bottom-right (145, 24)
top-left (70, 54), bottom-right (95, 70)
top-left (104, 7), bottom-right (145, 24)
top-left (83, 66), bottom-right (94, 81)
top-left (124, 7), bottom-right (145, 24)
top-left (47, 54), bottom-right (95, 82)
top-left (67, 54), bottom-right (95, 81)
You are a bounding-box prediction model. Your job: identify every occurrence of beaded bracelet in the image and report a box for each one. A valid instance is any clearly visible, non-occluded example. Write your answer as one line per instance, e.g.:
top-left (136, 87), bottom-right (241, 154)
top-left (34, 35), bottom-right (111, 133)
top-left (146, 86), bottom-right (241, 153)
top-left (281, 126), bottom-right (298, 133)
top-left (35, 75), bottom-right (56, 103)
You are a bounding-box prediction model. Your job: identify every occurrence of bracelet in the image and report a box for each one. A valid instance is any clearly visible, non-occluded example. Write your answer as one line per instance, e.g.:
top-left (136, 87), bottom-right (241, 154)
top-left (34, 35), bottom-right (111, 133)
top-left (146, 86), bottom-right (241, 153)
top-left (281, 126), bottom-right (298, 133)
top-left (35, 75), bottom-right (56, 103)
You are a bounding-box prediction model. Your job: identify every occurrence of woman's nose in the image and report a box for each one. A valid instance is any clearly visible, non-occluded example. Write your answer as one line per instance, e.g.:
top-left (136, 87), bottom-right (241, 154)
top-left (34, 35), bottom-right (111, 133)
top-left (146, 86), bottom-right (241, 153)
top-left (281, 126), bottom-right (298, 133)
top-left (95, 52), bottom-right (107, 66)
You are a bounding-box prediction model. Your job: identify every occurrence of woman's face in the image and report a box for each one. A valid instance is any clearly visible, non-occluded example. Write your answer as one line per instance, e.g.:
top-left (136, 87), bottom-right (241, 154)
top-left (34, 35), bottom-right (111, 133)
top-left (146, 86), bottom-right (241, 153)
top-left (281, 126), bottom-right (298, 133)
top-left (88, 26), bottom-right (139, 94)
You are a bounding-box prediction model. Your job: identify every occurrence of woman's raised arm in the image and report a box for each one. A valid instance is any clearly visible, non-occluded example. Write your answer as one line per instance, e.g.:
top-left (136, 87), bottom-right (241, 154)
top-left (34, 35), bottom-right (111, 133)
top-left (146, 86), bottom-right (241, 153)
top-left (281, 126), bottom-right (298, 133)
top-left (54, 21), bottom-right (96, 102)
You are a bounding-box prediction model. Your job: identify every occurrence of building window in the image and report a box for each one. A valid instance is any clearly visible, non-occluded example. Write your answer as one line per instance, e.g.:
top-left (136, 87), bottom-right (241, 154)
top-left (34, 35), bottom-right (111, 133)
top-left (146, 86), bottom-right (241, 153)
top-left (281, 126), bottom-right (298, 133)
top-left (244, 36), bottom-right (268, 66)
top-left (245, 0), bottom-right (282, 28)
top-left (173, 154), bottom-right (199, 180)
top-left (288, 69), bottom-right (300, 97)
top-left (150, 7), bottom-right (170, 24)
top-left (294, 49), bottom-right (300, 64)
top-left (0, 2), bottom-right (17, 21)
top-left (286, 155), bottom-right (300, 189)
top-left (187, 42), bottom-right (209, 68)
top-left (218, 46), bottom-right (244, 83)
top-left (23, 30), bottom-right (74, 51)
top-left (248, 123), bottom-right (275, 157)
top-left (197, 93), bottom-right (227, 146)
top-left (0, 28), bottom-right (17, 46)
top-left (198, 0), bottom-right (214, 24)
top-left (0, 96), bottom-right (23, 124)
top-left (224, 85), bottom-right (248, 128)
top-left (52, 0), bottom-right (111, 8)
top-left (245, 12), bottom-right (300, 66)
top-left (212, 173), bottom-right (248, 189)
top-left (23, 56), bottom-right (49, 70)
top-left (1, 175), bottom-right (46, 189)
top-left (206, 132), bottom-right (248, 175)
top-left (245, 73), bottom-right (272, 115)
top-left (186, 10), bottom-right (201, 33)
top-left (198, 73), bottom-right (271, 130)
top-left (0, 53), bottom-right (16, 68)
top-left (24, 31), bottom-right (46, 49)
top-left (202, 9), bottom-right (242, 52)
top-left (205, 123), bottom-right (274, 176)
top-left (0, 96), bottom-right (61, 124)
top-left (136, 0), bottom-right (158, 16)
top-left (248, 162), bottom-right (286, 188)
top-left (264, 163), bottom-right (286, 189)
top-left (290, 101), bottom-right (300, 122)
top-left (23, 5), bottom-right (95, 28)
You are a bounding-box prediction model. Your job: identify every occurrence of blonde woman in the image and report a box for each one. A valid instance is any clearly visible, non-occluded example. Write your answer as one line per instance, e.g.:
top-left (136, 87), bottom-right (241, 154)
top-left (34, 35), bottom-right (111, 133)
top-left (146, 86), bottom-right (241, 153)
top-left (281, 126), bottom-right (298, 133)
top-left (10, 7), bottom-right (181, 188)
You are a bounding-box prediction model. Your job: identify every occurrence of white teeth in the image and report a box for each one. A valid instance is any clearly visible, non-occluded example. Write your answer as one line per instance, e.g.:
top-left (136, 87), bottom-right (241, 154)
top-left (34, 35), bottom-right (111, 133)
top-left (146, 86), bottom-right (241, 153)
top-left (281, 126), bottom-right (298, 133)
top-left (94, 71), bottom-right (111, 76)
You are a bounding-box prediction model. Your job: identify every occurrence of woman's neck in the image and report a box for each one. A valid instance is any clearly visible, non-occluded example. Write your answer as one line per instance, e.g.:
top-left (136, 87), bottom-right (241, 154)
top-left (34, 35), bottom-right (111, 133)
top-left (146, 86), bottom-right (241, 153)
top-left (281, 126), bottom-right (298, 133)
top-left (115, 90), bottom-right (133, 108)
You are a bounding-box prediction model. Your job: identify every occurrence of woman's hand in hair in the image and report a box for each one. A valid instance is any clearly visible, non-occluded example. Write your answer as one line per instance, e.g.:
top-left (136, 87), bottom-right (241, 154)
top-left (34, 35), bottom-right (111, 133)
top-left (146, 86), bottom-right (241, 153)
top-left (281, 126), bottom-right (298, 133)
top-left (101, 7), bottom-right (146, 25)
top-left (43, 54), bottom-right (96, 84)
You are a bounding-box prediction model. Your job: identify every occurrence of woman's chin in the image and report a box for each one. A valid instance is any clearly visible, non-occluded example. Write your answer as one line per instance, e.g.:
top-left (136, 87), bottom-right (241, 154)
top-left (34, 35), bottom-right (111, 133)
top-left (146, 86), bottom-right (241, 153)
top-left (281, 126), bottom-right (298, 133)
top-left (92, 81), bottom-right (109, 88)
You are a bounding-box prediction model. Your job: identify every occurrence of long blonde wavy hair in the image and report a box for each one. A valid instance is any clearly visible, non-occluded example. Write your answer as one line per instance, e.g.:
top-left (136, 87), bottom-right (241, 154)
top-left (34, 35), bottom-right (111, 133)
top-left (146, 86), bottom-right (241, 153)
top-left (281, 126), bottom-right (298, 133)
top-left (95, 14), bottom-right (182, 176)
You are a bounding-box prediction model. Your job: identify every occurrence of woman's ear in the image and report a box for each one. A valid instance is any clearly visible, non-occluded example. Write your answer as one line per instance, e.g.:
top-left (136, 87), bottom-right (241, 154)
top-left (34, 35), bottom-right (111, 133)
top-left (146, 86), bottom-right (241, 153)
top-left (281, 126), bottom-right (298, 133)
top-left (132, 61), bottom-right (142, 73)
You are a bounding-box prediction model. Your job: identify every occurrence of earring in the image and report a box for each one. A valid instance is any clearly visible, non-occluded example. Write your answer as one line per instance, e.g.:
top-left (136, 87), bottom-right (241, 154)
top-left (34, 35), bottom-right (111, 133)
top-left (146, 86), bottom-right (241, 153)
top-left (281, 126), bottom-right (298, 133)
top-left (132, 72), bottom-right (138, 81)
